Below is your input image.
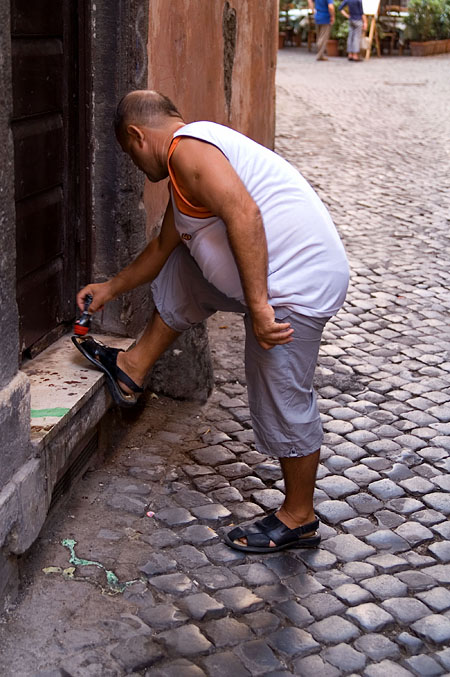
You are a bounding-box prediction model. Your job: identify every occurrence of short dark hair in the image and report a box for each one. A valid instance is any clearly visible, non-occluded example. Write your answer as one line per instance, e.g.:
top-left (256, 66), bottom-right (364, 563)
top-left (114, 90), bottom-right (182, 136)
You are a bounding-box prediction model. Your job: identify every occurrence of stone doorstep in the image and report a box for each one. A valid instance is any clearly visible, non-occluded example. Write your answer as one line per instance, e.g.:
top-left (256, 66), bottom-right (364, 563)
top-left (21, 333), bottom-right (135, 448)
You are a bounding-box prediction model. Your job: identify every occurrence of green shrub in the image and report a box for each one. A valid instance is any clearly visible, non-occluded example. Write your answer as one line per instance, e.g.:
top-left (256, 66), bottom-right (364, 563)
top-left (405, 0), bottom-right (450, 41)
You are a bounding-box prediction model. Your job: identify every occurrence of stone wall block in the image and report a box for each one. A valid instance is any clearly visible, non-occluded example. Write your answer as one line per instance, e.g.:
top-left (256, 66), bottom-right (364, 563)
top-left (150, 323), bottom-right (214, 402)
top-left (9, 458), bottom-right (47, 555)
top-left (0, 481), bottom-right (19, 549)
top-left (0, 372), bottom-right (31, 487)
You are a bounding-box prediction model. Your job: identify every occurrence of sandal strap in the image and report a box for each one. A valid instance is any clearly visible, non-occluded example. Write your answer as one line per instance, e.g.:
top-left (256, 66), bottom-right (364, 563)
top-left (229, 513), bottom-right (320, 549)
top-left (84, 338), bottom-right (144, 394)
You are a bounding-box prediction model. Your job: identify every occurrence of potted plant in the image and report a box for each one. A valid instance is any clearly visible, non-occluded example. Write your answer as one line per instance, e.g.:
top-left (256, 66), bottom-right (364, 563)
top-left (405, 0), bottom-right (450, 56)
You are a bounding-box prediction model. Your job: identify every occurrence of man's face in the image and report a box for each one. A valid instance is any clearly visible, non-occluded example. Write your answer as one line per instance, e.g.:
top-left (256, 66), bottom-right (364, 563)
top-left (118, 126), bottom-right (168, 183)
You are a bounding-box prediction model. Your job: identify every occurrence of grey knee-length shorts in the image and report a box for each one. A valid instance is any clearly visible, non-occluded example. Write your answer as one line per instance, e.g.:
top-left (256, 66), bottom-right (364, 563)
top-left (151, 246), bottom-right (329, 458)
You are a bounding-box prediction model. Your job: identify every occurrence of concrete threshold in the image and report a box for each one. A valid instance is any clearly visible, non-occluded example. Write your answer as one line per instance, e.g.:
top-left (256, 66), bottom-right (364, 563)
top-left (22, 333), bottom-right (135, 449)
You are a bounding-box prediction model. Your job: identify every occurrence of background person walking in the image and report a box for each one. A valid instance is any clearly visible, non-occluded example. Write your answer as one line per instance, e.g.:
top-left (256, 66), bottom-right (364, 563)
top-left (308, 0), bottom-right (335, 61)
top-left (339, 0), bottom-right (367, 61)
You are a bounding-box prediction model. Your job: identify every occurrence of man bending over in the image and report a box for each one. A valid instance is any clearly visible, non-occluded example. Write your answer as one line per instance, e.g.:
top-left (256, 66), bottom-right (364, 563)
top-left (74, 90), bottom-right (349, 553)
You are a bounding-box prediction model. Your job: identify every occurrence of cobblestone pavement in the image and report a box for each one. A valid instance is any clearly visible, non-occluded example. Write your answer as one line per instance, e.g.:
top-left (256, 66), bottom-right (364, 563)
top-left (1, 50), bottom-right (450, 676)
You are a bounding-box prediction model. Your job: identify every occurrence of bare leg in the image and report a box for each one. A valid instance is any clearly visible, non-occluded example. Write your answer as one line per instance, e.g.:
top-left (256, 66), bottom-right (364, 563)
top-left (116, 310), bottom-right (180, 394)
top-left (237, 449), bottom-right (320, 546)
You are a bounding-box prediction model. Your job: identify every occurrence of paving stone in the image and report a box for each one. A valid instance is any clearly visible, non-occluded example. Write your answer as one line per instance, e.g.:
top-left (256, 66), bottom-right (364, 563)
top-left (394, 521), bottom-right (434, 546)
top-left (333, 441), bottom-right (366, 461)
top-left (274, 599), bottom-right (314, 627)
top-left (232, 476), bottom-right (266, 493)
top-left (316, 476), bottom-right (359, 498)
top-left (346, 603), bottom-right (394, 632)
top-left (285, 573), bottom-right (325, 598)
top-left (157, 624), bottom-right (212, 656)
top-left (296, 548), bottom-right (338, 571)
top-left (375, 510), bottom-right (405, 529)
top-left (428, 541), bottom-right (450, 562)
top-left (363, 660), bottom-right (414, 677)
top-left (216, 462), bottom-right (253, 479)
top-left (190, 503), bottom-right (232, 524)
top-left (410, 507), bottom-right (445, 525)
top-left (360, 575), bottom-right (407, 600)
top-left (148, 658), bottom-right (207, 677)
top-left (346, 493), bottom-right (384, 514)
top-left (365, 529), bottom-right (410, 553)
top-left (265, 553), bottom-right (307, 578)
top-left (202, 542), bottom-right (245, 564)
top-left (211, 486), bottom-right (243, 503)
top-left (313, 570), bottom-right (352, 590)
top-left (426, 564), bottom-right (450, 584)
top-left (324, 454), bottom-right (353, 472)
top-left (244, 610), bottom-right (280, 636)
top-left (433, 521), bottom-right (450, 539)
top-left (417, 587), bottom-right (450, 612)
top-left (203, 617), bottom-right (253, 647)
top-left (106, 494), bottom-right (148, 516)
top-left (171, 545), bottom-right (209, 569)
top-left (354, 633), bottom-right (400, 661)
top-left (193, 566), bottom-right (240, 591)
top-left (315, 500), bottom-right (358, 524)
top-left (411, 614), bottom-right (450, 644)
top-left (344, 465), bottom-right (382, 485)
top-left (110, 636), bottom-right (165, 672)
top-left (251, 489), bottom-right (284, 510)
top-left (149, 573), bottom-right (194, 596)
top-left (323, 534), bottom-right (375, 562)
top-left (192, 446), bottom-right (236, 466)
top-left (368, 479), bottom-right (405, 500)
top-left (173, 489), bottom-right (213, 508)
top-left (342, 561), bottom-right (376, 580)
top-left (179, 592), bottom-right (226, 621)
top-left (341, 517), bottom-right (376, 537)
top-left (301, 592), bottom-right (346, 620)
top-left (138, 553), bottom-right (178, 577)
top-left (234, 562), bottom-right (279, 586)
top-left (399, 476), bottom-right (435, 494)
top-left (334, 583), bottom-right (373, 606)
top-left (404, 654), bottom-right (444, 677)
top-left (138, 604), bottom-right (188, 630)
top-left (253, 462), bottom-right (283, 481)
top-left (231, 502), bottom-right (265, 521)
top-left (292, 655), bottom-right (341, 677)
top-left (404, 552), bottom-right (436, 568)
top-left (381, 597), bottom-right (431, 624)
top-left (151, 529), bottom-right (182, 549)
top-left (323, 643), bottom-right (366, 672)
top-left (155, 507), bottom-right (196, 527)
top-left (308, 615), bottom-right (360, 644)
top-left (253, 582), bottom-right (290, 603)
top-left (396, 632), bottom-right (424, 653)
top-left (235, 639), bottom-right (283, 674)
top-left (180, 525), bottom-right (219, 545)
top-left (396, 570), bottom-right (435, 591)
top-left (386, 497), bottom-right (425, 515)
top-left (193, 475), bottom-right (230, 492)
top-left (201, 652), bottom-right (250, 677)
top-left (366, 554), bottom-right (408, 574)
top-left (268, 627), bottom-right (319, 658)
top-left (436, 647), bottom-right (450, 671)
top-left (215, 587), bottom-right (264, 614)
top-left (422, 492), bottom-right (450, 515)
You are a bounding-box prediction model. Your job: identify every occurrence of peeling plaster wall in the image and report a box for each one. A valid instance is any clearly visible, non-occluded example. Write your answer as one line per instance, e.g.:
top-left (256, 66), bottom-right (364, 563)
top-left (143, 0), bottom-right (278, 238)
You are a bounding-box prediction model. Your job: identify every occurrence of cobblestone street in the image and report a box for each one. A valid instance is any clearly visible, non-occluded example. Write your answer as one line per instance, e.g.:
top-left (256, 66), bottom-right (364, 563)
top-left (1, 50), bottom-right (450, 676)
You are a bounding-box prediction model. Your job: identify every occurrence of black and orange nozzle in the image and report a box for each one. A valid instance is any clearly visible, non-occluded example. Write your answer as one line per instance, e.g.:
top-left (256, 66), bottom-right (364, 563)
top-left (73, 294), bottom-right (93, 336)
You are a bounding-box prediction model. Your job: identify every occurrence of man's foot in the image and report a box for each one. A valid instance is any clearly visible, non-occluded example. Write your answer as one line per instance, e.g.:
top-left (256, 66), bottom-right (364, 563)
top-left (317, 56), bottom-right (329, 61)
top-left (116, 351), bottom-right (145, 396)
top-left (224, 513), bottom-right (320, 553)
top-left (72, 336), bottom-right (144, 407)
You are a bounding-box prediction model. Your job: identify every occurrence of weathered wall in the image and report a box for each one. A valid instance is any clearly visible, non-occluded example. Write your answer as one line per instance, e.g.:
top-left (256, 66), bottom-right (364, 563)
top-left (0, 0), bottom-right (32, 607)
top-left (144, 0), bottom-right (278, 234)
top-left (144, 0), bottom-right (278, 399)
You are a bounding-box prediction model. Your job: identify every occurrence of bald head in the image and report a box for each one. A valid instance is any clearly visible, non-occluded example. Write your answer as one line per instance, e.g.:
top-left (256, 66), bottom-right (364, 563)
top-left (114, 90), bottom-right (182, 138)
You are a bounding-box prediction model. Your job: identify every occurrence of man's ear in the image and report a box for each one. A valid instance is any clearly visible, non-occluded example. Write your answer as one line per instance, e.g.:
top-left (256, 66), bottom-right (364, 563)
top-left (126, 124), bottom-right (145, 146)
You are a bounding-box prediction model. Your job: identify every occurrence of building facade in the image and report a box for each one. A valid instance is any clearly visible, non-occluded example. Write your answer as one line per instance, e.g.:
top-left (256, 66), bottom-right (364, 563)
top-left (0, 0), bottom-right (277, 610)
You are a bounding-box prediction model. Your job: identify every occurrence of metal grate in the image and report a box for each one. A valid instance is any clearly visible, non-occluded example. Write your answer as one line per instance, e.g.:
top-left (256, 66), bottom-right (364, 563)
top-left (50, 430), bottom-right (98, 510)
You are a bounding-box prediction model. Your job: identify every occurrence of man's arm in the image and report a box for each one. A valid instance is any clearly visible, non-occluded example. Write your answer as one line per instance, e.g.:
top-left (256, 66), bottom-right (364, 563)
top-left (170, 137), bottom-right (294, 349)
top-left (76, 200), bottom-right (179, 312)
top-left (328, 2), bottom-right (335, 24)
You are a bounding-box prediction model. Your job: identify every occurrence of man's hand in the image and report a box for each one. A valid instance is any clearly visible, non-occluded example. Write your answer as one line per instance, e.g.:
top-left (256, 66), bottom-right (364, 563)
top-left (76, 281), bottom-right (116, 313)
top-left (252, 304), bottom-right (294, 350)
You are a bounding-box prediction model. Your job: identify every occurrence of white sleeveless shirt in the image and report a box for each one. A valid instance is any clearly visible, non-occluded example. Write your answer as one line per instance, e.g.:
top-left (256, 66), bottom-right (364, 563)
top-left (168, 121), bottom-right (349, 318)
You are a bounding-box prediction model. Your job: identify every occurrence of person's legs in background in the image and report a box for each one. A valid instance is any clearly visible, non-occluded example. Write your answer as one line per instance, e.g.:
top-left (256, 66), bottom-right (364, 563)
top-left (316, 23), bottom-right (331, 60)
